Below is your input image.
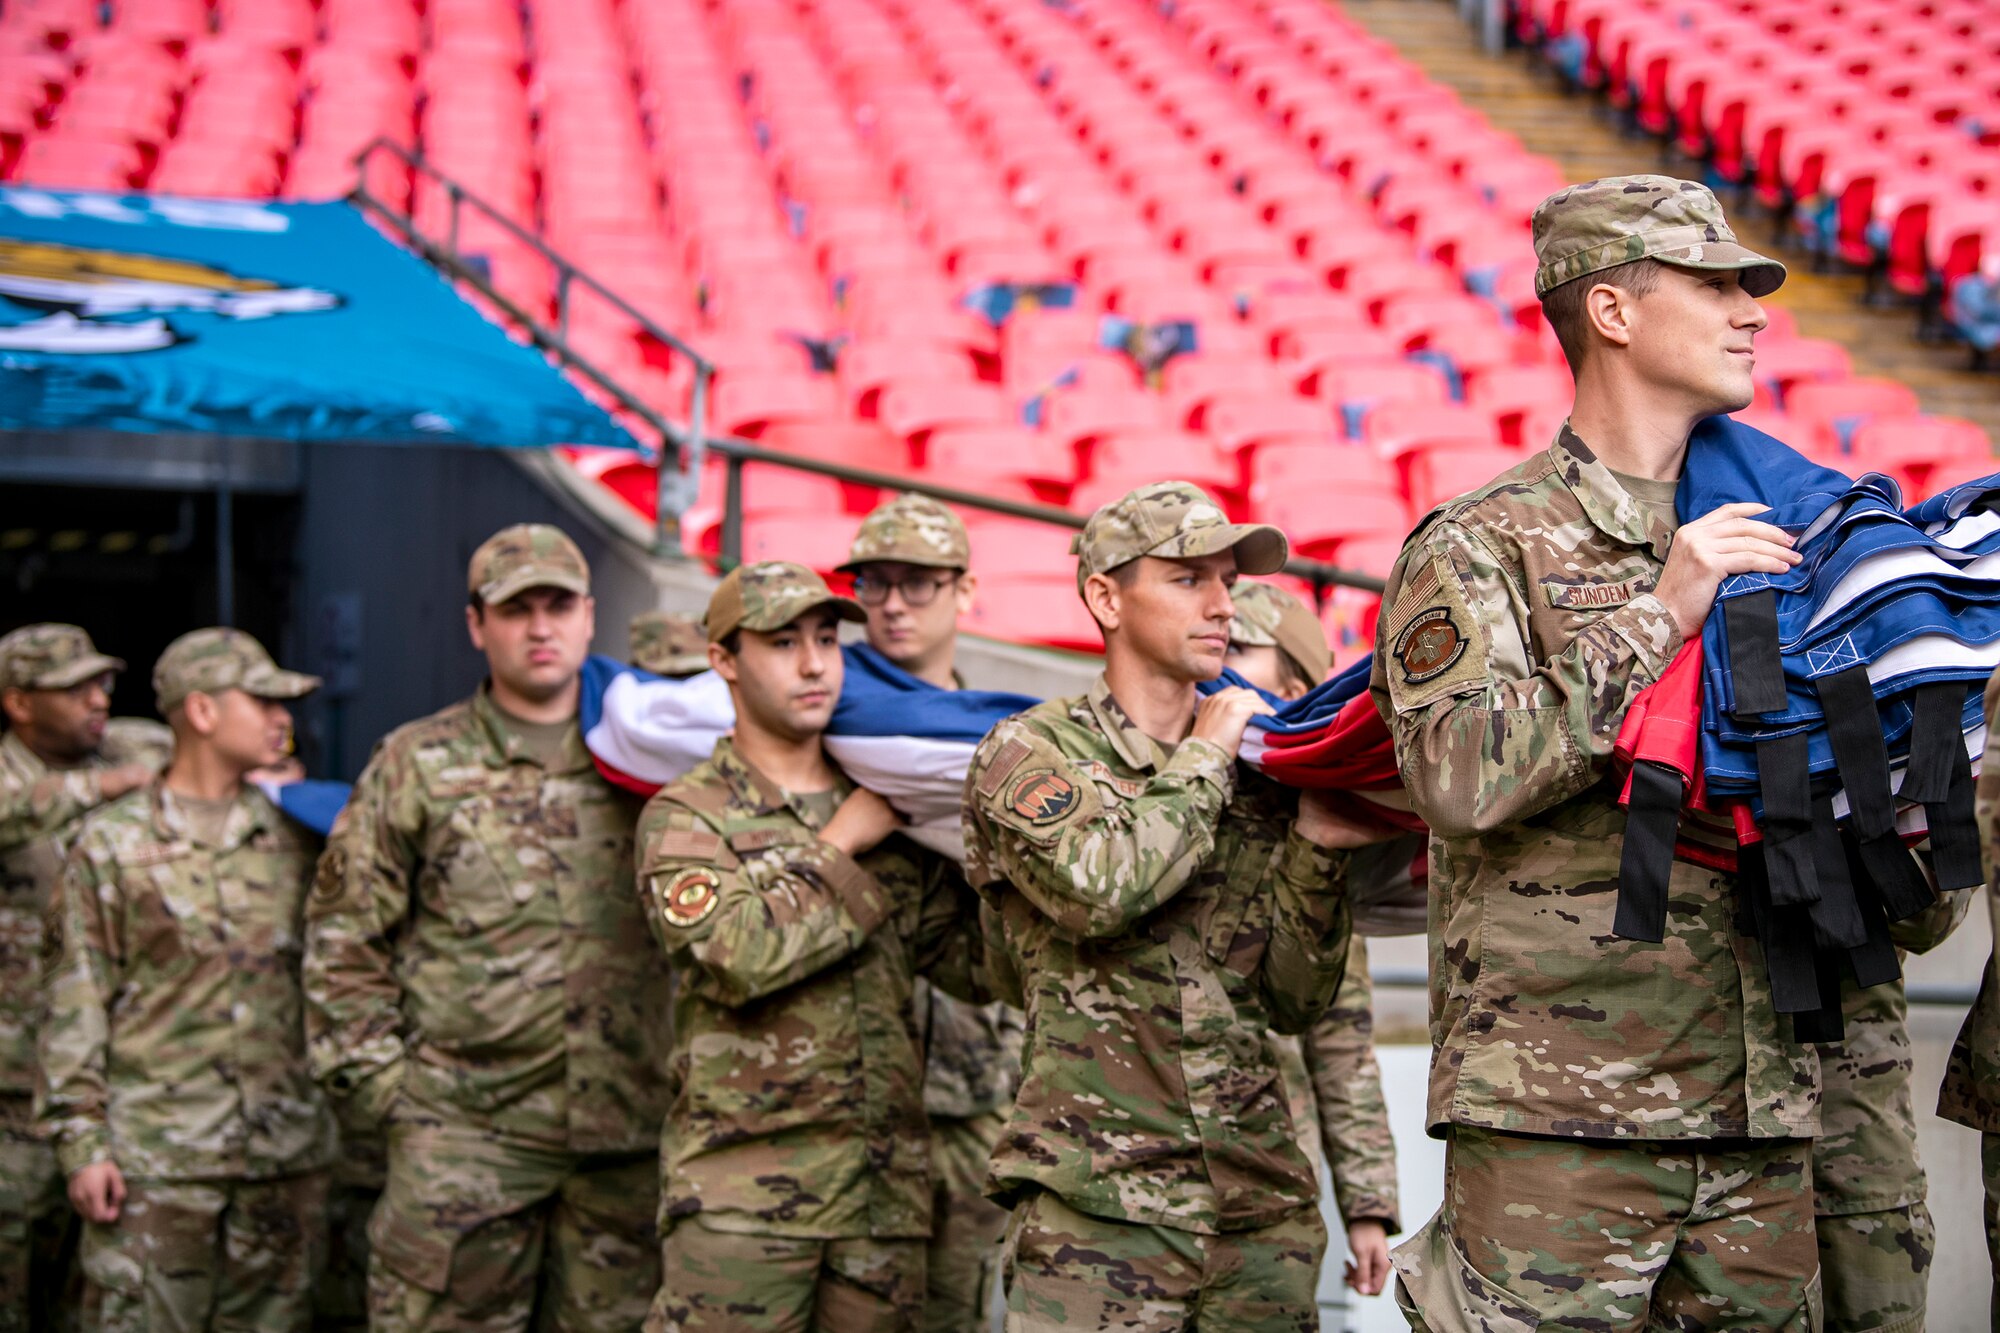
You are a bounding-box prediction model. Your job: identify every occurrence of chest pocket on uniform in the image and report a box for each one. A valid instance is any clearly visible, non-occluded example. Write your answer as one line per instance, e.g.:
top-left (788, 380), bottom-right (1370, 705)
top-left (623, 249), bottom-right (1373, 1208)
top-left (1200, 807), bottom-right (1285, 976)
top-left (438, 786), bottom-right (544, 930)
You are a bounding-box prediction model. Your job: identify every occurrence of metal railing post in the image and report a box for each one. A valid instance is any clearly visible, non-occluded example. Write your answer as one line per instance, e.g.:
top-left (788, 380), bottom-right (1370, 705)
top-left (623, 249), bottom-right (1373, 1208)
top-left (721, 454), bottom-right (745, 569)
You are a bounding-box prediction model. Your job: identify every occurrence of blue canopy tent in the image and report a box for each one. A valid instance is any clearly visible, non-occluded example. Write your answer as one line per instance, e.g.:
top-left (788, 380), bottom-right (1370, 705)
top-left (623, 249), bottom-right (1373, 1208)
top-left (0, 186), bottom-right (641, 621)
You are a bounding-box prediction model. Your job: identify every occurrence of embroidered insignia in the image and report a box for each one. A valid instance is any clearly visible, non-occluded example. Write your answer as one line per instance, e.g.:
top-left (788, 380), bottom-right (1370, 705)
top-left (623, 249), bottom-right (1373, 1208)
top-left (1394, 607), bottom-right (1468, 684)
top-left (657, 867), bottom-right (721, 928)
top-left (310, 845), bottom-right (348, 903)
top-left (976, 737), bottom-right (1032, 799)
top-left (1007, 769), bottom-right (1078, 826)
top-left (1544, 576), bottom-right (1648, 610)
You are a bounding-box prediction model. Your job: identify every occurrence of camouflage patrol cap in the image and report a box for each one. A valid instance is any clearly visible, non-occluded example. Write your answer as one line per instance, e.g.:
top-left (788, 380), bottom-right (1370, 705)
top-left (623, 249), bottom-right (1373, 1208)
top-left (705, 561), bottom-right (866, 644)
top-left (468, 523), bottom-right (590, 607)
top-left (0, 623), bottom-right (124, 691)
top-left (153, 627), bottom-right (321, 714)
top-left (630, 610), bottom-right (710, 677)
top-left (1229, 582), bottom-right (1331, 686)
top-left (1072, 480), bottom-right (1288, 593)
top-left (1532, 174), bottom-right (1786, 299)
top-left (839, 492), bottom-right (971, 573)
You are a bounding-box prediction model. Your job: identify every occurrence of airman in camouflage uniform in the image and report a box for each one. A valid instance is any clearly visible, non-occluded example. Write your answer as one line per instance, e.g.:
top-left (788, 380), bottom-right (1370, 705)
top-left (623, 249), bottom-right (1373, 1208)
top-left (1940, 666), bottom-right (2000, 1329)
top-left (630, 611), bottom-right (711, 678)
top-left (0, 625), bottom-right (170, 1331)
top-left (1373, 179), bottom-right (1823, 1328)
top-left (842, 494), bottom-right (1022, 1333)
top-left (37, 628), bottom-right (334, 1332)
top-left (637, 561), bottom-right (989, 1332)
top-left (1227, 584), bottom-right (1401, 1294)
top-left (303, 524), bottom-right (670, 1332)
top-left (961, 483), bottom-right (1367, 1331)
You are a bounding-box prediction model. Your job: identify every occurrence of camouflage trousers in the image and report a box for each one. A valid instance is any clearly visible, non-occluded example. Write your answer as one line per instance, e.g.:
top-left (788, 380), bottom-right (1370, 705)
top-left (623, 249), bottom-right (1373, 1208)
top-left (0, 1095), bottom-right (74, 1333)
top-left (78, 1170), bottom-right (329, 1333)
top-left (315, 1133), bottom-right (385, 1331)
top-left (1393, 1129), bottom-right (1821, 1332)
top-left (1983, 1135), bottom-right (2000, 1333)
top-left (1816, 1202), bottom-right (1931, 1333)
top-left (925, 1111), bottom-right (1009, 1333)
top-left (648, 1216), bottom-right (926, 1332)
top-left (1000, 1187), bottom-right (1327, 1333)
top-left (366, 1120), bottom-right (657, 1333)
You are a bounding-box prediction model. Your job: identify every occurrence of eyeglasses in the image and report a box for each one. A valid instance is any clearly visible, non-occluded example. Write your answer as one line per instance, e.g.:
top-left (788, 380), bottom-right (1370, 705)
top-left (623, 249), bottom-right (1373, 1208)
top-left (849, 571), bottom-right (958, 607)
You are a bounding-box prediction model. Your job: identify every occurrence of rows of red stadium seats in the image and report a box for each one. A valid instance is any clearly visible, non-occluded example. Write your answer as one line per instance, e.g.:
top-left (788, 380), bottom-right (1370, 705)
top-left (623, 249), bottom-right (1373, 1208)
top-left (1514, 0), bottom-right (2000, 357)
top-left (2, 0), bottom-right (1992, 658)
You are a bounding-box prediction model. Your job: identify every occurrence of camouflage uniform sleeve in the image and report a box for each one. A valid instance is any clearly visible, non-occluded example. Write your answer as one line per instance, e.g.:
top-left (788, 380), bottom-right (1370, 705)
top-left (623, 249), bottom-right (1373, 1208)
top-left (1303, 937), bottom-right (1400, 1232)
top-left (979, 897), bottom-right (1024, 1010)
top-left (909, 849), bottom-right (992, 1007)
top-left (636, 798), bottom-right (896, 1009)
top-left (302, 744), bottom-right (418, 1131)
top-left (960, 720), bottom-right (1235, 940)
top-left (0, 763), bottom-right (110, 855)
top-left (34, 833), bottom-right (119, 1175)
top-left (1380, 520), bottom-right (1681, 839)
top-left (1257, 824), bottom-right (1352, 1035)
top-left (1888, 883), bottom-right (1974, 953)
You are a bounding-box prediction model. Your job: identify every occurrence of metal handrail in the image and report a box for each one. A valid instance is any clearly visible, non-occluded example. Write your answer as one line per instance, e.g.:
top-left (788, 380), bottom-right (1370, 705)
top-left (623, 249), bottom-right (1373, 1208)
top-left (346, 139), bottom-right (1387, 597)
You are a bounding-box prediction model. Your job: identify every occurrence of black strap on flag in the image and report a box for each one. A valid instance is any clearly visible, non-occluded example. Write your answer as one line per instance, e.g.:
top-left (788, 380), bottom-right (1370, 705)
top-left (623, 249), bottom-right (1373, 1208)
top-left (1755, 731), bottom-right (1819, 908)
top-left (1903, 682), bottom-right (1982, 891)
top-left (1614, 760), bottom-right (1683, 942)
top-left (1817, 667), bottom-right (1936, 921)
top-left (1723, 590), bottom-right (1788, 716)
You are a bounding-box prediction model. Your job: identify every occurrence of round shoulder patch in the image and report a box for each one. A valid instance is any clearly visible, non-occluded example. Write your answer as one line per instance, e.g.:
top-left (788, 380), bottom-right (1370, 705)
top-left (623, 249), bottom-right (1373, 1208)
top-left (1393, 606), bottom-right (1468, 685)
top-left (1006, 769), bottom-right (1078, 827)
top-left (657, 867), bottom-right (722, 929)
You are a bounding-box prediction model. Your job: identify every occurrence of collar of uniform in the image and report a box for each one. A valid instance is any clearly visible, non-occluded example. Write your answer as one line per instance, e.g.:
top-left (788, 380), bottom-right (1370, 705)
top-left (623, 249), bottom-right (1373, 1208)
top-left (1084, 675), bottom-right (1171, 773)
top-left (470, 683), bottom-right (591, 774)
top-left (148, 780), bottom-right (268, 851)
top-left (710, 735), bottom-right (855, 827)
top-left (1551, 423), bottom-right (1671, 560)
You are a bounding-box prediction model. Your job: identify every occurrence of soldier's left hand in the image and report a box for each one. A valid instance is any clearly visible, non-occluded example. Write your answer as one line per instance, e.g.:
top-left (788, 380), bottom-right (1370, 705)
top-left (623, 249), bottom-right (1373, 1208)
top-left (1295, 789), bottom-right (1403, 850)
top-left (1344, 1218), bottom-right (1391, 1296)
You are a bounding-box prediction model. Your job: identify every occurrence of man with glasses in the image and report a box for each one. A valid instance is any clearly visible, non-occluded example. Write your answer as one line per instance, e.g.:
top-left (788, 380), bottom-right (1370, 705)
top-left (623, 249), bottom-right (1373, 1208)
top-left (0, 624), bottom-right (170, 1332)
top-left (839, 494), bottom-right (1019, 1333)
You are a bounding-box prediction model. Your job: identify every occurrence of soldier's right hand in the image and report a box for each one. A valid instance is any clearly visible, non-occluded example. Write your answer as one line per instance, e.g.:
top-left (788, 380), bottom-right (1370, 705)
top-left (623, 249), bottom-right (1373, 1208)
top-left (1653, 501), bottom-right (1800, 641)
top-left (68, 1159), bottom-right (125, 1224)
top-left (98, 763), bottom-right (155, 801)
top-left (1190, 686), bottom-right (1276, 759)
top-left (821, 787), bottom-right (903, 858)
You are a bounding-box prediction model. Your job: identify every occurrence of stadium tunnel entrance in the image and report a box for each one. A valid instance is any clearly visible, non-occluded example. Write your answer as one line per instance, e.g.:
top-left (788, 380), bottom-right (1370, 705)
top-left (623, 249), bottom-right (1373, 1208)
top-left (1, 433), bottom-right (670, 781)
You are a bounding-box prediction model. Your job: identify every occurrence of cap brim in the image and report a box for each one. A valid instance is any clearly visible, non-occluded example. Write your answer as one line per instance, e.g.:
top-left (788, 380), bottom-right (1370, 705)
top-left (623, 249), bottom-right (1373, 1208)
top-left (38, 653), bottom-right (126, 689)
top-left (243, 668), bottom-right (322, 700)
top-left (1654, 241), bottom-right (1787, 298)
top-left (835, 553), bottom-right (964, 574)
top-left (481, 570), bottom-right (591, 606)
top-left (1166, 523), bottom-right (1290, 576)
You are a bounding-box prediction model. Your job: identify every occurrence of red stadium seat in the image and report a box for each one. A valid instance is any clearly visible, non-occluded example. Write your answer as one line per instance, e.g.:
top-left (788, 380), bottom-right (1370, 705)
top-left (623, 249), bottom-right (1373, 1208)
top-left (877, 380), bottom-right (1013, 445)
top-left (1043, 390), bottom-right (1168, 451)
top-left (1199, 394), bottom-right (1336, 456)
top-left (1783, 378), bottom-right (1923, 452)
top-left (926, 425), bottom-right (1080, 493)
top-left (966, 575), bottom-right (1104, 653)
top-left (712, 374), bottom-right (844, 439)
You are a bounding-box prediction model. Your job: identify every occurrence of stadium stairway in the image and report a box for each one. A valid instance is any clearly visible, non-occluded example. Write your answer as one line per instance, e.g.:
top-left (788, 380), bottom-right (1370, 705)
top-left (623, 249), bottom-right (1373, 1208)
top-left (1344, 0), bottom-right (2000, 449)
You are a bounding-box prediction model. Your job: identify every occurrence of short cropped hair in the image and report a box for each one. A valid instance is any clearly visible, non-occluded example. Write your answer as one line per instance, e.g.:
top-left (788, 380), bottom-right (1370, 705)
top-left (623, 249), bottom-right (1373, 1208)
top-left (1539, 257), bottom-right (1666, 373)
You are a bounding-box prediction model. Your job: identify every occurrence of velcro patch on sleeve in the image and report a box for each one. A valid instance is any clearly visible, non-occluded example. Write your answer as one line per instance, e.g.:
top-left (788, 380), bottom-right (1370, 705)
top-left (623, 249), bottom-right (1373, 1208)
top-left (1006, 769), bottom-right (1080, 826)
top-left (975, 736), bottom-right (1033, 800)
top-left (655, 867), bottom-right (722, 928)
top-left (1383, 548), bottom-right (1490, 713)
top-left (653, 827), bottom-right (723, 862)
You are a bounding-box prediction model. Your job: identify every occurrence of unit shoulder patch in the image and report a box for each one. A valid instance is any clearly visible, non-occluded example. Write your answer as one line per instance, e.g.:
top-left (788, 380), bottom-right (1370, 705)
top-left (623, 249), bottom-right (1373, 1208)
top-left (656, 867), bottom-right (722, 928)
top-left (1006, 769), bottom-right (1079, 826)
top-left (1393, 607), bottom-right (1468, 684)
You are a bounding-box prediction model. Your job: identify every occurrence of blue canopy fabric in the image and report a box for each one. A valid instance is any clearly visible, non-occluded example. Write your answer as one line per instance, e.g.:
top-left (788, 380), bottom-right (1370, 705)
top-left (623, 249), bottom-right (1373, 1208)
top-left (0, 187), bottom-right (635, 450)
